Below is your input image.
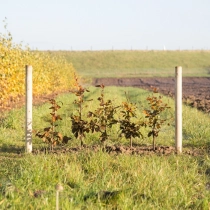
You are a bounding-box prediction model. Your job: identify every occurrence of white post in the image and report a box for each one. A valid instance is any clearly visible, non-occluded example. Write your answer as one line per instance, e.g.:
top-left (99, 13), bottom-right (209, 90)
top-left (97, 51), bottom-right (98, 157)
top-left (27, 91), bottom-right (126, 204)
top-left (175, 66), bottom-right (182, 153)
top-left (55, 184), bottom-right (63, 210)
top-left (25, 65), bottom-right (33, 153)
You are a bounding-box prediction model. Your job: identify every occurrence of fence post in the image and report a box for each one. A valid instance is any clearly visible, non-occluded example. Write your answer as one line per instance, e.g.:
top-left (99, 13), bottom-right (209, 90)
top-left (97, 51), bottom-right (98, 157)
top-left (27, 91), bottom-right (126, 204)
top-left (25, 65), bottom-right (33, 153)
top-left (175, 66), bottom-right (182, 153)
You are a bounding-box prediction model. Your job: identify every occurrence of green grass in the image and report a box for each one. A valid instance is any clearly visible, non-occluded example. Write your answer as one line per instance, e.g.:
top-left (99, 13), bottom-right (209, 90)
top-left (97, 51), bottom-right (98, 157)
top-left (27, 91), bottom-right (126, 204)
top-left (1, 87), bottom-right (210, 209)
top-left (1, 151), bottom-right (209, 209)
top-left (48, 50), bottom-right (210, 79)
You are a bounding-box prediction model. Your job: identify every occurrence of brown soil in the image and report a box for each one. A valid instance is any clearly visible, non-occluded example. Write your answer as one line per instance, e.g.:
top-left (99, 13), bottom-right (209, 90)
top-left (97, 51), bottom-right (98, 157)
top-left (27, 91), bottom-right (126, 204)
top-left (93, 77), bottom-right (210, 113)
top-left (0, 91), bottom-right (69, 113)
top-left (32, 145), bottom-right (204, 157)
top-left (2, 77), bottom-right (209, 113)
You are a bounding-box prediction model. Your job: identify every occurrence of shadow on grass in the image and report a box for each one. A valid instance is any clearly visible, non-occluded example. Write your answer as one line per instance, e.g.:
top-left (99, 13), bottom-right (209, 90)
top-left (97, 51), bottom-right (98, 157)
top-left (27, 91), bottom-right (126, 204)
top-left (0, 143), bottom-right (24, 154)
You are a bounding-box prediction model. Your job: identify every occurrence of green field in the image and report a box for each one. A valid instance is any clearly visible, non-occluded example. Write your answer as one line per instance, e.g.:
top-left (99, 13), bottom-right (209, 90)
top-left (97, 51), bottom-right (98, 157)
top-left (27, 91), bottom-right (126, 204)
top-left (50, 50), bottom-right (210, 79)
top-left (1, 86), bottom-right (210, 209)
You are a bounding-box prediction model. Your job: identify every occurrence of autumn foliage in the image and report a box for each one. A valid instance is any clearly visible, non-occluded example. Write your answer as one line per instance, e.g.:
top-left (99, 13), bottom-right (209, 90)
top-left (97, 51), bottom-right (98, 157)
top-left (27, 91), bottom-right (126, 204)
top-left (0, 20), bottom-right (76, 108)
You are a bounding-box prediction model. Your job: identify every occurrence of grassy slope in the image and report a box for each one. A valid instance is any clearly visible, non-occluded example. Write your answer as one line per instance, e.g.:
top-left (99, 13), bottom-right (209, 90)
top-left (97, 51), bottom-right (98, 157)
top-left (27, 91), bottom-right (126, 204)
top-left (50, 50), bottom-right (210, 78)
top-left (1, 87), bottom-right (210, 209)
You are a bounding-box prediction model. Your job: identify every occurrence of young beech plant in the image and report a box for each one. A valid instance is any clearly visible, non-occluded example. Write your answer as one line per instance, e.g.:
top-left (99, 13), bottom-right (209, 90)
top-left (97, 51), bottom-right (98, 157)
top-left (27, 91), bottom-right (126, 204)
top-left (87, 84), bottom-right (119, 145)
top-left (143, 88), bottom-right (171, 150)
top-left (70, 74), bottom-right (91, 147)
top-left (119, 100), bottom-right (144, 148)
top-left (36, 99), bottom-right (71, 150)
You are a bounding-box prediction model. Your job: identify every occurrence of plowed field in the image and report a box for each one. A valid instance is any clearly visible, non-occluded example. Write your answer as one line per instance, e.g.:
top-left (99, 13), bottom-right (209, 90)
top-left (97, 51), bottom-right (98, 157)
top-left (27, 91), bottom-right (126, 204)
top-left (93, 77), bottom-right (210, 113)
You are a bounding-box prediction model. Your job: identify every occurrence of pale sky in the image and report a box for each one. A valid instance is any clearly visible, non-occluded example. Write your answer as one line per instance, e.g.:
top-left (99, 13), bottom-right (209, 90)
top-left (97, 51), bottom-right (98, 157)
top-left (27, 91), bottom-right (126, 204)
top-left (0, 0), bottom-right (210, 51)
